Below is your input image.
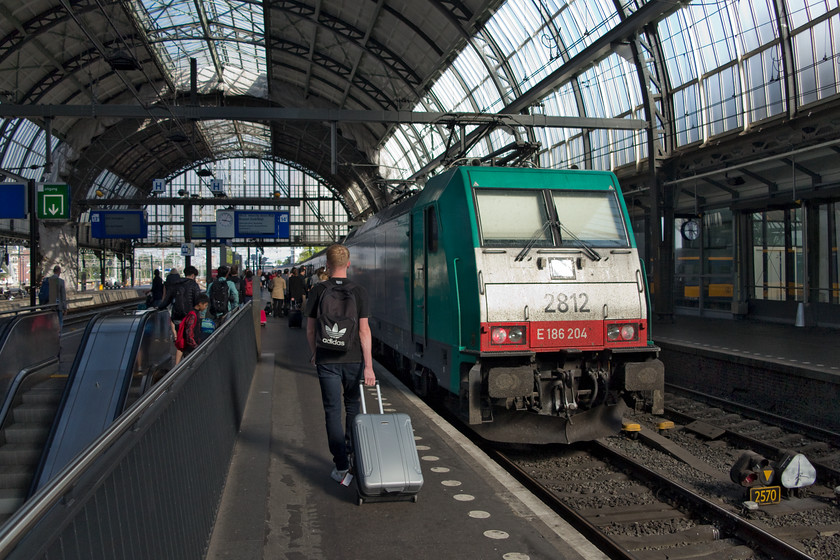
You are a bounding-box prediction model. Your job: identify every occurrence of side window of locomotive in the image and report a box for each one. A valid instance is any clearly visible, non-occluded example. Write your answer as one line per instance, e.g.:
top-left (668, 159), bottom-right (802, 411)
top-left (551, 191), bottom-right (629, 247)
top-left (426, 206), bottom-right (439, 253)
top-left (475, 189), bottom-right (552, 247)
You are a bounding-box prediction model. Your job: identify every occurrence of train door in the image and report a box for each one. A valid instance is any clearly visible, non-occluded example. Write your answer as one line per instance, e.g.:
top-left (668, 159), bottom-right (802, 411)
top-left (411, 207), bottom-right (428, 343)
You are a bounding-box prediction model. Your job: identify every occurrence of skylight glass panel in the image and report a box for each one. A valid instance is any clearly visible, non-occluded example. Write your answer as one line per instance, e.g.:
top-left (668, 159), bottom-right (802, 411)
top-left (196, 121), bottom-right (270, 155)
top-left (0, 120), bottom-right (50, 178)
top-left (133, 0), bottom-right (267, 97)
top-left (556, 0), bottom-right (620, 58)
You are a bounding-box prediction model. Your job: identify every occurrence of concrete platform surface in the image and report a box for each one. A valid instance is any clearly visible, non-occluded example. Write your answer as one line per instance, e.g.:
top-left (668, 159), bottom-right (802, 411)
top-left (205, 314), bottom-right (607, 560)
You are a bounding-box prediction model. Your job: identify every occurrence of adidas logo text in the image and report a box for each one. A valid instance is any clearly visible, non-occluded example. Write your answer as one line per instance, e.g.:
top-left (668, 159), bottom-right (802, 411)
top-left (320, 337), bottom-right (347, 347)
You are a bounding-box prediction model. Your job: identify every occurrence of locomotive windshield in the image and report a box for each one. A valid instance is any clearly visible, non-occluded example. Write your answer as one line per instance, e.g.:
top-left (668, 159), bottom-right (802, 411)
top-left (475, 190), bottom-right (553, 247)
top-left (475, 188), bottom-right (629, 248)
top-left (551, 191), bottom-right (628, 247)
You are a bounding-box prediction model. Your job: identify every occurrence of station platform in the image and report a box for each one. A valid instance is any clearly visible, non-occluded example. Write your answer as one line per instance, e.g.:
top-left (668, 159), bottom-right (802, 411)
top-left (652, 314), bottom-right (840, 432)
top-left (652, 314), bottom-right (840, 377)
top-left (205, 313), bottom-right (607, 560)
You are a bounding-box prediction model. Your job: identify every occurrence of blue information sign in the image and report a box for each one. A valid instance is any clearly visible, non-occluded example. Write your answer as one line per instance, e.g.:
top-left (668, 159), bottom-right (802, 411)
top-left (90, 210), bottom-right (149, 239)
top-left (234, 211), bottom-right (290, 239)
top-left (191, 222), bottom-right (218, 239)
top-left (0, 183), bottom-right (27, 219)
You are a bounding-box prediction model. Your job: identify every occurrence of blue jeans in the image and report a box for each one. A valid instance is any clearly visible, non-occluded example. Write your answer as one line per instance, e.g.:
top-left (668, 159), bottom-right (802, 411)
top-left (317, 362), bottom-right (364, 471)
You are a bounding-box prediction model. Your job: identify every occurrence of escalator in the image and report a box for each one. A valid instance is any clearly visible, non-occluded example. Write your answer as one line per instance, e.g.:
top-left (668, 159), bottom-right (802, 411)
top-left (0, 308), bottom-right (173, 523)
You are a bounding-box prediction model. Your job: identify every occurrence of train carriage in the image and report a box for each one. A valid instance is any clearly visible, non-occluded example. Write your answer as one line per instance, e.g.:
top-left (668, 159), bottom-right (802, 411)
top-left (309, 165), bottom-right (664, 444)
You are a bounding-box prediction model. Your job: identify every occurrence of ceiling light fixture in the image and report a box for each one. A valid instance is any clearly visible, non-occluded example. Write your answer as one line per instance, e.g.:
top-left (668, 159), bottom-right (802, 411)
top-left (106, 50), bottom-right (141, 71)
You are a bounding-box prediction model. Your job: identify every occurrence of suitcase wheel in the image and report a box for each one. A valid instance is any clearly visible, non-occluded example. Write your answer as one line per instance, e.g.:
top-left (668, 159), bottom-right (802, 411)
top-left (357, 496), bottom-right (364, 506)
top-left (411, 495), bottom-right (419, 503)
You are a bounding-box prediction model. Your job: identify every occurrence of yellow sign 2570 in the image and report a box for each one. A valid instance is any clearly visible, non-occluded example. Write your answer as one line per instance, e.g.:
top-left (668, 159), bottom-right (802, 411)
top-left (749, 486), bottom-right (781, 505)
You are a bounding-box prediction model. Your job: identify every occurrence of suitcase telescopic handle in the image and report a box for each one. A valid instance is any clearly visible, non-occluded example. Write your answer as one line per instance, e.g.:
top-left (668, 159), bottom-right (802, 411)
top-left (359, 381), bottom-right (384, 415)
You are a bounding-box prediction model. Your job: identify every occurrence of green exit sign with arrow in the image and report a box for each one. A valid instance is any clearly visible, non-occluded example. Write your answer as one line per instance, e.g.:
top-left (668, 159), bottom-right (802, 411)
top-left (37, 183), bottom-right (70, 220)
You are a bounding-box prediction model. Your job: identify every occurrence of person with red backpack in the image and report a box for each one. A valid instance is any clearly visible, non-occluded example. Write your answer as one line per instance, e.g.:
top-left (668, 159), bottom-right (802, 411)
top-left (241, 269), bottom-right (255, 304)
top-left (176, 293), bottom-right (210, 364)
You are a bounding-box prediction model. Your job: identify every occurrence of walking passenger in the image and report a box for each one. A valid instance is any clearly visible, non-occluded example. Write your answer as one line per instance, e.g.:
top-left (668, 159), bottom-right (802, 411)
top-left (269, 271), bottom-right (286, 317)
top-left (305, 244), bottom-right (375, 484)
top-left (241, 269), bottom-right (255, 304)
top-left (207, 265), bottom-right (239, 324)
top-left (228, 265), bottom-right (241, 304)
top-left (150, 269), bottom-right (164, 308)
top-left (159, 265), bottom-right (202, 363)
top-left (44, 265), bottom-right (69, 329)
top-left (176, 293), bottom-right (210, 362)
top-left (288, 266), bottom-right (306, 310)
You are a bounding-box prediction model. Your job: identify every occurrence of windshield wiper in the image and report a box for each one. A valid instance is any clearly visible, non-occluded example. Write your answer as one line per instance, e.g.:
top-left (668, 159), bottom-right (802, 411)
top-left (515, 220), bottom-right (602, 262)
top-left (515, 220), bottom-right (553, 262)
top-left (555, 220), bottom-right (601, 261)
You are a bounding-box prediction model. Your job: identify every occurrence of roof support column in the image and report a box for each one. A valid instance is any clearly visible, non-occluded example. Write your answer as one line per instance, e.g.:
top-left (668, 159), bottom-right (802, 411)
top-left (28, 179), bottom-right (38, 307)
top-left (331, 122), bottom-right (337, 175)
top-left (184, 202), bottom-right (193, 269)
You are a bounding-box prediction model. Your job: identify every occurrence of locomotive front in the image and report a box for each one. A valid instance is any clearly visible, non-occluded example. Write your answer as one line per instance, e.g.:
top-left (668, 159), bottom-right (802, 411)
top-left (463, 168), bottom-right (664, 444)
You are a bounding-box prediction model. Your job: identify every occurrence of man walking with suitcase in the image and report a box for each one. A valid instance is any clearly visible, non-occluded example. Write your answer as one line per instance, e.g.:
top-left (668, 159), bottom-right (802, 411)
top-left (305, 244), bottom-right (376, 484)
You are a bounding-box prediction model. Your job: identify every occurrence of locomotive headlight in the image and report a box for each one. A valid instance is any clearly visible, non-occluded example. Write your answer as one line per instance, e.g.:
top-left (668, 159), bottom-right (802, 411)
top-left (549, 258), bottom-right (576, 280)
top-left (607, 323), bottom-right (639, 342)
top-left (620, 324), bottom-right (636, 340)
top-left (491, 327), bottom-right (508, 344)
top-left (490, 325), bottom-right (527, 345)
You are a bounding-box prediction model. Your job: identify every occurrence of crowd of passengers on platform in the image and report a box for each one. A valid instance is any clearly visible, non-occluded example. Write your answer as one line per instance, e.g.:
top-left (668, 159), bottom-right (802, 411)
top-left (151, 263), bottom-right (326, 364)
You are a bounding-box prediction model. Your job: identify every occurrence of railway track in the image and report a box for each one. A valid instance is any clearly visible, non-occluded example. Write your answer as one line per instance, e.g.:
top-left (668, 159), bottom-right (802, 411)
top-left (496, 437), bottom-right (818, 560)
top-left (482, 385), bottom-right (840, 559)
top-left (390, 356), bottom-right (840, 558)
top-left (664, 385), bottom-right (840, 486)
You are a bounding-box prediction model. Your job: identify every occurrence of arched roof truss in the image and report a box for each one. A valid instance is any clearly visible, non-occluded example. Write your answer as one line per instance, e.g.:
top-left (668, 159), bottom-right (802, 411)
top-left (0, 0), bottom-right (837, 234)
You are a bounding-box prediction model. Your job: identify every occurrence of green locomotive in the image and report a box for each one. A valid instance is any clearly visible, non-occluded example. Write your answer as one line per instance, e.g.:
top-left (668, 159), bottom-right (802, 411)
top-left (320, 166), bottom-right (664, 444)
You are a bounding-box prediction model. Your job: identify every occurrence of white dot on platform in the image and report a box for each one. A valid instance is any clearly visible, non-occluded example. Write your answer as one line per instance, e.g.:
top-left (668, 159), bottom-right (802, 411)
top-left (468, 510), bottom-right (490, 519)
top-left (453, 494), bottom-right (475, 502)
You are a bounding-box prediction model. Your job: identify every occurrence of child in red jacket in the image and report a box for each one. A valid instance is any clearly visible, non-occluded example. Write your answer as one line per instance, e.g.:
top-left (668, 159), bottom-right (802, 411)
top-left (176, 294), bottom-right (210, 363)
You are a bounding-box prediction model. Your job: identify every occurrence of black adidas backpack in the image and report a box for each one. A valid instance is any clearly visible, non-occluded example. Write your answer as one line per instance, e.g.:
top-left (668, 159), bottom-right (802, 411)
top-left (315, 280), bottom-right (358, 351)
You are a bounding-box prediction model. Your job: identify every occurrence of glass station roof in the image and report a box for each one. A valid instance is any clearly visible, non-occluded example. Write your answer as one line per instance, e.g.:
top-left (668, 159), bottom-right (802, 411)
top-left (1, 0), bottom-right (839, 223)
top-left (133, 0), bottom-right (268, 97)
top-left (378, 0), bottom-right (840, 179)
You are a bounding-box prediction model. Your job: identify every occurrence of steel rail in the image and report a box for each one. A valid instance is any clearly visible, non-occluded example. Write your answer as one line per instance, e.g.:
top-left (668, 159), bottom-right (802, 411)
top-left (590, 440), bottom-right (815, 560)
top-left (488, 447), bottom-right (639, 560)
top-left (664, 406), bottom-right (840, 487)
top-left (666, 383), bottom-right (840, 447)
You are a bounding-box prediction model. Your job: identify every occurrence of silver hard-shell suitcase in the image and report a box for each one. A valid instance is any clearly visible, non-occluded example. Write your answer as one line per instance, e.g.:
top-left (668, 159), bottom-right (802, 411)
top-left (352, 382), bottom-right (423, 505)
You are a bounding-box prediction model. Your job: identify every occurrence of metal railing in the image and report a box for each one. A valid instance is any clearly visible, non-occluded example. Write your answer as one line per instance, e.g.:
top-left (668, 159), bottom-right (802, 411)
top-left (0, 302), bottom-right (258, 559)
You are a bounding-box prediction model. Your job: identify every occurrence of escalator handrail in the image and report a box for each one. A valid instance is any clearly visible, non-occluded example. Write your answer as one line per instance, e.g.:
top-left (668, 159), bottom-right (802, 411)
top-left (0, 358), bottom-right (60, 432)
top-left (0, 304), bottom-right (57, 319)
top-left (0, 303), bottom-right (250, 553)
top-left (0, 311), bottom-right (61, 410)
